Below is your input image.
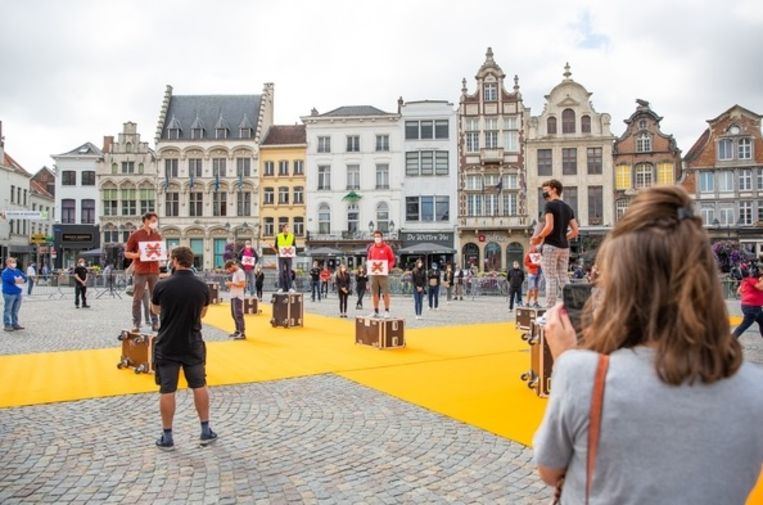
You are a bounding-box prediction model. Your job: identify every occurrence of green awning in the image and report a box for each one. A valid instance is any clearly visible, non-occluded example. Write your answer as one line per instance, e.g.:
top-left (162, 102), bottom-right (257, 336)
top-left (342, 191), bottom-right (362, 202)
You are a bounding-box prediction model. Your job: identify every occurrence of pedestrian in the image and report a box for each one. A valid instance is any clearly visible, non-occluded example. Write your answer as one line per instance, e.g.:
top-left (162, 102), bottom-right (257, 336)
top-left (335, 263), bottom-right (351, 318)
top-left (454, 267), bottom-right (464, 300)
top-left (26, 263), bottom-right (36, 295)
top-left (150, 246), bottom-right (218, 451)
top-left (731, 266), bottom-right (763, 338)
top-left (319, 265), bottom-right (331, 298)
top-left (427, 262), bottom-right (441, 310)
top-left (124, 212), bottom-right (162, 332)
top-left (534, 185), bottom-right (762, 504)
top-left (2, 257), bottom-right (26, 331)
top-left (354, 266), bottom-right (368, 309)
top-left (443, 263), bottom-right (455, 302)
top-left (412, 259), bottom-right (427, 319)
top-left (309, 260), bottom-right (321, 302)
top-left (530, 179), bottom-right (579, 308)
top-left (254, 265), bottom-right (264, 300)
top-left (524, 246), bottom-right (542, 308)
top-left (224, 260), bottom-right (246, 340)
top-left (74, 258), bottom-right (91, 308)
top-left (270, 224), bottom-right (296, 293)
top-left (239, 240), bottom-right (259, 296)
top-left (367, 230), bottom-right (396, 318)
top-left (507, 260), bottom-right (525, 311)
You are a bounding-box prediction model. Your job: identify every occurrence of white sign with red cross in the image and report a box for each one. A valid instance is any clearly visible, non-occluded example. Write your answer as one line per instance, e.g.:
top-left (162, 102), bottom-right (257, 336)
top-left (139, 240), bottom-right (167, 262)
top-left (368, 259), bottom-right (389, 276)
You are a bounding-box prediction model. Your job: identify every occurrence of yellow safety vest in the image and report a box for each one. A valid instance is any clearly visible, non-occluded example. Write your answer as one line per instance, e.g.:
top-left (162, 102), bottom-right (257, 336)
top-left (276, 233), bottom-right (295, 247)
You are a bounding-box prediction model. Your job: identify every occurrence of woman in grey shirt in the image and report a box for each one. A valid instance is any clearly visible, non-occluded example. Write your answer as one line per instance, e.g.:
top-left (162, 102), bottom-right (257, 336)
top-left (534, 185), bottom-right (762, 504)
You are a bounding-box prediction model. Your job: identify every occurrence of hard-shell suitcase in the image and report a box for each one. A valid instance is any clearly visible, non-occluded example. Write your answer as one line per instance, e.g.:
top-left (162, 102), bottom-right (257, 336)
top-left (520, 321), bottom-right (553, 398)
top-left (355, 316), bottom-right (406, 349)
top-left (270, 293), bottom-right (304, 328)
top-left (516, 306), bottom-right (546, 332)
top-left (207, 283), bottom-right (221, 304)
top-left (243, 297), bottom-right (261, 314)
top-left (116, 330), bottom-right (155, 374)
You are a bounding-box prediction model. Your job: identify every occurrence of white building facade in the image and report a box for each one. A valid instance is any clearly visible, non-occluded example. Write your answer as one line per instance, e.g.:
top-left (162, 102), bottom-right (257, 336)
top-left (302, 106), bottom-right (403, 264)
top-left (52, 142), bottom-right (102, 226)
top-left (0, 129), bottom-right (34, 263)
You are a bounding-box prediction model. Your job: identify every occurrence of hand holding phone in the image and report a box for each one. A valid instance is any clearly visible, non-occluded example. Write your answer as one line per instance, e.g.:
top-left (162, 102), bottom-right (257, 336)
top-left (562, 283), bottom-right (593, 336)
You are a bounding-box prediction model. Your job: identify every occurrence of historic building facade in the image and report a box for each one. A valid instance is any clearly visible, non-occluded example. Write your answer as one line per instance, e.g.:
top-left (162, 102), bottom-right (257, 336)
top-left (613, 99), bottom-right (682, 221)
top-left (95, 121), bottom-right (157, 266)
top-left (154, 84), bottom-right (273, 270)
top-left (302, 105), bottom-right (402, 265)
top-left (457, 48), bottom-right (527, 271)
top-left (683, 105), bottom-right (763, 255)
top-left (259, 125), bottom-right (307, 258)
top-left (525, 64), bottom-right (615, 262)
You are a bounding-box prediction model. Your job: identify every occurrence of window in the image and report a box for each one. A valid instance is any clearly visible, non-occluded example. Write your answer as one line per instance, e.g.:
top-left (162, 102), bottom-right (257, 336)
top-left (138, 163), bottom-right (144, 174)
top-left (79, 170), bottom-right (95, 186)
top-left (565, 187), bottom-right (578, 218)
top-left (562, 148), bottom-right (577, 175)
top-left (191, 128), bottom-right (204, 140)
top-left (634, 163), bottom-right (654, 189)
top-left (420, 196), bottom-right (434, 221)
top-left (502, 174), bottom-right (518, 190)
top-left (739, 201), bottom-right (753, 225)
top-left (213, 238), bottom-right (226, 269)
top-left (435, 196), bottom-right (450, 221)
top-left (139, 188), bottom-right (155, 214)
top-left (501, 193), bottom-right (517, 216)
top-left (121, 188), bottom-right (137, 216)
top-left (167, 128), bottom-right (180, 140)
top-left (740, 169), bottom-right (753, 191)
top-left (636, 132), bottom-right (652, 153)
top-left (406, 197), bottom-right (419, 222)
top-left (216, 128), bottom-right (228, 140)
top-left (263, 217), bottom-right (274, 237)
top-left (435, 152), bottom-right (449, 175)
top-left (699, 172), bottom-right (714, 193)
top-left (81, 199), bottom-right (95, 224)
top-left (484, 117), bottom-right (498, 149)
top-left (165, 159), bottom-right (178, 178)
top-left (562, 109), bottom-right (575, 133)
top-left (420, 121), bottom-right (434, 139)
top-left (699, 204), bottom-right (715, 225)
top-left (102, 189), bottom-right (118, 216)
top-left (466, 175), bottom-right (482, 190)
top-left (263, 187), bottom-right (274, 205)
top-left (189, 158), bottom-right (203, 178)
top-left (639, 119), bottom-right (647, 129)
top-left (376, 135), bottom-right (389, 152)
top-left (213, 192), bottom-right (227, 217)
top-left (537, 149), bottom-right (552, 176)
top-left (346, 135), bottom-right (360, 152)
top-left (467, 194), bottom-right (483, 216)
top-left (581, 115), bottom-right (591, 133)
top-left (317, 136), bottom-right (331, 153)
top-left (293, 186), bottom-right (304, 204)
top-left (318, 204), bottom-right (331, 234)
top-left (739, 138), bottom-right (752, 159)
top-left (278, 160), bottom-right (289, 176)
top-left (293, 160), bottom-right (304, 175)
top-left (165, 192), bottom-right (179, 217)
top-left (278, 186), bottom-right (289, 205)
top-left (420, 152), bottom-right (433, 176)
top-left (547, 117), bottom-right (557, 134)
top-left (189, 192), bottom-right (203, 217)
top-left (264, 161), bottom-right (274, 176)
top-left (718, 139), bottom-right (734, 160)
top-left (212, 158), bottom-right (226, 178)
top-left (236, 191), bottom-right (251, 216)
top-left (718, 205), bottom-right (734, 226)
top-left (347, 203), bottom-right (359, 233)
top-left (376, 164), bottom-right (389, 189)
top-left (376, 202), bottom-right (390, 232)
top-left (317, 166), bottom-right (331, 190)
top-left (466, 132), bottom-right (479, 152)
top-left (758, 202), bottom-right (763, 223)
top-left (346, 165), bottom-right (360, 190)
top-left (657, 162), bottom-right (674, 185)
top-left (588, 186), bottom-right (603, 225)
top-left (484, 194), bottom-right (499, 216)
top-left (483, 82), bottom-right (497, 101)
top-left (406, 152), bottom-right (419, 176)
top-left (293, 217), bottom-right (304, 236)
top-left (719, 171), bottom-right (734, 192)
top-left (190, 238), bottom-right (204, 270)
top-left (405, 121), bottom-right (419, 140)
top-left (586, 147), bottom-right (602, 175)
top-left (240, 128), bottom-right (252, 138)
top-left (121, 161), bottom-right (135, 174)
top-left (435, 120), bottom-right (449, 139)
top-left (62, 171), bottom-right (76, 186)
top-left (758, 168), bottom-right (763, 190)
top-left (62, 199), bottom-right (76, 223)
top-left (504, 131), bottom-right (519, 152)
top-left (236, 158), bottom-right (251, 178)
top-left (616, 199), bottom-right (630, 221)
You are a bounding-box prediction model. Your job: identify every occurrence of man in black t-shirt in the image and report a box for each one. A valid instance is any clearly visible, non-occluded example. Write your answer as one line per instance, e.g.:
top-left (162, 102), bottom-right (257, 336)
top-left (73, 258), bottom-right (90, 308)
top-left (530, 179), bottom-right (579, 308)
top-left (150, 246), bottom-right (217, 451)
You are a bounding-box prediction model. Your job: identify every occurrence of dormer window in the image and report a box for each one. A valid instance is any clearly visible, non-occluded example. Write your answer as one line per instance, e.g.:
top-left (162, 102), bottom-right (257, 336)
top-left (167, 128), bottom-right (180, 140)
top-left (216, 128), bottom-right (228, 140)
top-left (240, 127), bottom-right (252, 138)
top-left (191, 128), bottom-right (204, 140)
top-left (483, 82), bottom-right (497, 101)
top-left (638, 119), bottom-right (647, 130)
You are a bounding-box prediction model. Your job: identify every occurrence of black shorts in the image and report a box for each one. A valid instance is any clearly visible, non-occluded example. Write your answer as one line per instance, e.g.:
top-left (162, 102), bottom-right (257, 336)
top-left (154, 344), bottom-right (207, 394)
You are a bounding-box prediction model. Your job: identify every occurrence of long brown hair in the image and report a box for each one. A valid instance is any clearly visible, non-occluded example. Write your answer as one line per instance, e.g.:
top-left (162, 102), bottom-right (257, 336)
top-left (582, 185), bottom-right (742, 385)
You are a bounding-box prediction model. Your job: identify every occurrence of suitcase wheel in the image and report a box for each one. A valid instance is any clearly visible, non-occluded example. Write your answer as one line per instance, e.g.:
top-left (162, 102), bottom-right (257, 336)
top-left (520, 372), bottom-right (530, 381)
top-left (527, 378), bottom-right (538, 389)
top-left (117, 362), bottom-right (124, 369)
top-left (135, 364), bottom-right (146, 374)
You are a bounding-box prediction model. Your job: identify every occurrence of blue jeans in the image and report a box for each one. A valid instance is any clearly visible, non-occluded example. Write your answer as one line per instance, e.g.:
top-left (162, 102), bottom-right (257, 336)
top-left (428, 286), bottom-right (439, 309)
top-left (3, 293), bottom-right (22, 328)
top-left (278, 258), bottom-right (293, 291)
top-left (244, 269), bottom-right (255, 295)
top-left (732, 304), bottom-right (763, 338)
top-left (27, 278), bottom-right (34, 295)
top-left (311, 279), bottom-right (321, 301)
top-left (413, 289), bottom-right (425, 315)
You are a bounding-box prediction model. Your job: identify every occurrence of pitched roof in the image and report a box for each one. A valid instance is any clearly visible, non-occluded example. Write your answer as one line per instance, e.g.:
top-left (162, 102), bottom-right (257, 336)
top-left (683, 128), bottom-right (710, 164)
top-left (30, 179), bottom-right (53, 199)
top-left (262, 125), bottom-right (306, 146)
top-left (317, 105), bottom-right (393, 117)
top-left (55, 142), bottom-right (103, 157)
top-left (160, 94), bottom-right (262, 140)
top-left (2, 152), bottom-right (31, 177)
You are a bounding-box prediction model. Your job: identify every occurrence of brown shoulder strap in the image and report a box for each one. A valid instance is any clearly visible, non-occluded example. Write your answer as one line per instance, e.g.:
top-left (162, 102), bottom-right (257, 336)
top-left (586, 353), bottom-right (609, 505)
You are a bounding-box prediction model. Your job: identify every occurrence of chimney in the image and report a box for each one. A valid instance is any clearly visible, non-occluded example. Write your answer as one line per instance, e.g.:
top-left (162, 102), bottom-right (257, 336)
top-left (397, 96), bottom-right (403, 113)
top-left (0, 120), bottom-right (4, 161)
top-left (103, 135), bottom-right (114, 154)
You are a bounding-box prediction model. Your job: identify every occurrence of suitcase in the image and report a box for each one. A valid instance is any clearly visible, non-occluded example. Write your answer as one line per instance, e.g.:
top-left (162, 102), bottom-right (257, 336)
top-left (243, 297), bottom-right (261, 314)
top-left (520, 321), bottom-right (553, 398)
top-left (207, 283), bottom-right (221, 304)
top-left (516, 306), bottom-right (546, 332)
top-left (355, 316), bottom-right (406, 349)
top-left (116, 330), bottom-right (155, 374)
top-left (270, 293), bottom-right (304, 328)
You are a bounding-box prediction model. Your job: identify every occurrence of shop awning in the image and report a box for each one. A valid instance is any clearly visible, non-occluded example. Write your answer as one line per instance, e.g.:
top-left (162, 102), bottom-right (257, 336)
top-left (398, 242), bottom-right (456, 255)
top-left (342, 191), bottom-right (362, 202)
top-left (305, 246), bottom-right (344, 257)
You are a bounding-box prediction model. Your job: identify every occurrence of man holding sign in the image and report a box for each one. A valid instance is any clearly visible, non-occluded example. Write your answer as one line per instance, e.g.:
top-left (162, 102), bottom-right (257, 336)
top-left (271, 224), bottom-right (297, 293)
top-left (125, 212), bottom-right (163, 332)
top-left (239, 240), bottom-right (259, 296)
top-left (367, 230), bottom-right (396, 318)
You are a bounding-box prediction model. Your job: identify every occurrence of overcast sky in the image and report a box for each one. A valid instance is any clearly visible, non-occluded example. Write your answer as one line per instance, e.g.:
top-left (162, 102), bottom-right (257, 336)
top-left (1, 0), bottom-right (762, 173)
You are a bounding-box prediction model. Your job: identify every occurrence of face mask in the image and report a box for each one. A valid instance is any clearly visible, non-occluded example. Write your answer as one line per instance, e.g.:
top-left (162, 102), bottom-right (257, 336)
top-left (542, 191), bottom-right (550, 200)
top-left (374, 237), bottom-right (382, 244)
top-left (9, 263), bottom-right (17, 269)
top-left (433, 265), bottom-right (438, 270)
top-left (417, 263), bottom-right (422, 268)
top-left (148, 222), bottom-right (159, 230)
top-left (79, 263), bottom-right (85, 268)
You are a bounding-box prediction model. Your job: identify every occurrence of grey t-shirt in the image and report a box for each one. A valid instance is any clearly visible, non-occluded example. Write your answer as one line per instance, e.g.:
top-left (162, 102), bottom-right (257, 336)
top-left (533, 347), bottom-right (763, 505)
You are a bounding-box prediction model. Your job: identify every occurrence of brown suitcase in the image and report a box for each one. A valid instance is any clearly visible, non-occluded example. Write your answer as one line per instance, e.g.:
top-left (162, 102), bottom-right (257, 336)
top-left (520, 321), bottom-right (553, 397)
top-left (117, 330), bottom-right (155, 374)
top-left (207, 283), bottom-right (221, 304)
top-left (270, 293), bottom-right (304, 328)
top-left (243, 297), bottom-right (261, 314)
top-left (516, 306), bottom-right (546, 332)
top-left (355, 316), bottom-right (405, 349)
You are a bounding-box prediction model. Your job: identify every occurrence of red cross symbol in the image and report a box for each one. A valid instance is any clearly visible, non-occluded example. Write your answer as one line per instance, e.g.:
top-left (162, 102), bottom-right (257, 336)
top-left (370, 261), bottom-right (385, 274)
top-left (145, 243), bottom-right (162, 258)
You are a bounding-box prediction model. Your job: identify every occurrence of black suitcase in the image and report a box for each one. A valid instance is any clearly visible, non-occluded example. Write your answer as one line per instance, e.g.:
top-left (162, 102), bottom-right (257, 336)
top-left (520, 321), bottom-right (553, 398)
top-left (270, 293), bottom-right (304, 328)
top-left (116, 330), bottom-right (155, 374)
top-left (516, 306), bottom-right (546, 332)
top-left (355, 316), bottom-right (405, 349)
top-left (243, 297), bottom-right (261, 314)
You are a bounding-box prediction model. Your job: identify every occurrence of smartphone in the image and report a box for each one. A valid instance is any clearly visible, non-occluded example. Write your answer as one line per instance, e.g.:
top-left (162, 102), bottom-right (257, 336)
top-left (562, 283), bottom-right (593, 335)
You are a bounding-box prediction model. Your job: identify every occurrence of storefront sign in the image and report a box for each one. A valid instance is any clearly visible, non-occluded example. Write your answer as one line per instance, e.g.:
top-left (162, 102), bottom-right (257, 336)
top-left (62, 233), bottom-right (94, 243)
top-left (3, 210), bottom-right (43, 220)
top-left (400, 231), bottom-right (454, 248)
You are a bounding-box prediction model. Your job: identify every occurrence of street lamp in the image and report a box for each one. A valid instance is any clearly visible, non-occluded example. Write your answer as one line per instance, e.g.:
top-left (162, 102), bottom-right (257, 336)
top-left (368, 220), bottom-right (374, 233)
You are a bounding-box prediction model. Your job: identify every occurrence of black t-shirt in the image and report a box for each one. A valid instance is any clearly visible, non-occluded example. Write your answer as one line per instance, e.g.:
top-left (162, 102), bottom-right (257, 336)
top-left (74, 265), bottom-right (88, 282)
top-left (151, 270), bottom-right (210, 360)
top-left (543, 199), bottom-right (575, 249)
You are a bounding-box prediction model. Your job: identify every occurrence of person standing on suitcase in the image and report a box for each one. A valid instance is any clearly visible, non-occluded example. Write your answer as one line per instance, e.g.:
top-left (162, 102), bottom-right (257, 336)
top-left (150, 246), bottom-right (217, 451)
top-left (270, 224), bottom-right (297, 293)
top-left (367, 230), bottom-right (396, 318)
top-left (124, 212), bottom-right (162, 332)
top-left (224, 260), bottom-right (247, 340)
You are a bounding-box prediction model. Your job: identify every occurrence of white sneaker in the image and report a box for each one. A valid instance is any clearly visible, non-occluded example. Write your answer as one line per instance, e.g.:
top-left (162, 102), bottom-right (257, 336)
top-left (369, 311), bottom-right (380, 318)
top-left (415, 315), bottom-right (421, 320)
top-left (288, 288), bottom-right (296, 294)
top-left (383, 311), bottom-right (390, 319)
top-left (277, 289), bottom-right (284, 294)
